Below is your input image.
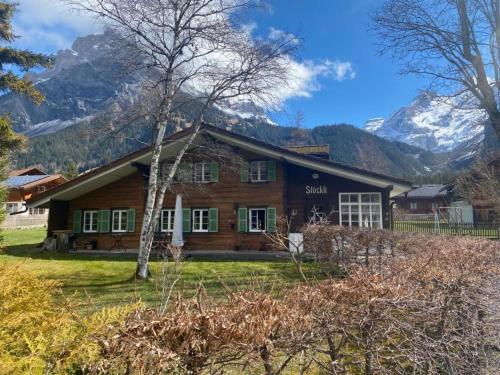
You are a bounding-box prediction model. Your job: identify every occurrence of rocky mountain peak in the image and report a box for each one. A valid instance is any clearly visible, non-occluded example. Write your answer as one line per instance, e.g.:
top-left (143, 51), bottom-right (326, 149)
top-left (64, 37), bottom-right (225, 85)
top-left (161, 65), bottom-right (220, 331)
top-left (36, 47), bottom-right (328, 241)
top-left (364, 90), bottom-right (487, 155)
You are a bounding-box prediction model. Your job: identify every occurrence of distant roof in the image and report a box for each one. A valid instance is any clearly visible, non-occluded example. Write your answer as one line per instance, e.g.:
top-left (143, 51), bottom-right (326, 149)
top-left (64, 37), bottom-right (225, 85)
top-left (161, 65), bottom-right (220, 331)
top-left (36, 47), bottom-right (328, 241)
top-left (285, 145), bottom-right (330, 155)
top-left (406, 184), bottom-right (448, 198)
top-left (6, 175), bottom-right (50, 188)
top-left (8, 167), bottom-right (46, 177)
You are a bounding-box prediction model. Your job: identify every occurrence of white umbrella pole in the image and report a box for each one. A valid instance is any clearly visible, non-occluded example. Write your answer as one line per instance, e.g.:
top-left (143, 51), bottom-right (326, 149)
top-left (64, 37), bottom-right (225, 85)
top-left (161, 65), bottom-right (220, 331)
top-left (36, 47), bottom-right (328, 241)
top-left (171, 194), bottom-right (184, 247)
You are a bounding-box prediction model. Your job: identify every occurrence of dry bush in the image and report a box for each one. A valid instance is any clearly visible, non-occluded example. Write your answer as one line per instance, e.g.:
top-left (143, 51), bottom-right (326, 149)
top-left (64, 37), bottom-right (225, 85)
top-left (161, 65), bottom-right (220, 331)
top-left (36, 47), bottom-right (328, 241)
top-left (298, 227), bottom-right (500, 374)
top-left (0, 264), bottom-right (133, 374)
top-left (96, 285), bottom-right (315, 374)
top-left (303, 225), bottom-right (399, 275)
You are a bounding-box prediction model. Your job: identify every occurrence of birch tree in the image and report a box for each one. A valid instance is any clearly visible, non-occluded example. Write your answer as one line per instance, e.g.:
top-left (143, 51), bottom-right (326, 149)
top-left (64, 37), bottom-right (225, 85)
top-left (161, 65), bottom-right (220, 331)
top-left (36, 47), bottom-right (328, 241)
top-left (373, 0), bottom-right (500, 144)
top-left (71, 0), bottom-right (294, 278)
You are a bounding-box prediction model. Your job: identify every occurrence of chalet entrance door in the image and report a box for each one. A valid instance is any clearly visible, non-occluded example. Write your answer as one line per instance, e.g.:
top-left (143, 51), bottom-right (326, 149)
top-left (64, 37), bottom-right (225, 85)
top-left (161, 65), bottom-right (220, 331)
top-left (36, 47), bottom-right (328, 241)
top-left (304, 200), bottom-right (329, 224)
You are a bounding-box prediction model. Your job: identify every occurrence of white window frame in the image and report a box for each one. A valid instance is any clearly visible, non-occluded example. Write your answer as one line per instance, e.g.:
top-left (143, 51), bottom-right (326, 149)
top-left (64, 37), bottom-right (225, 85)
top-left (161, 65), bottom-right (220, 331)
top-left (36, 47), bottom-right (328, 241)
top-left (193, 162), bottom-right (211, 183)
top-left (6, 202), bottom-right (20, 214)
top-left (410, 201), bottom-right (418, 210)
top-left (29, 207), bottom-right (46, 215)
top-left (192, 209), bottom-right (209, 233)
top-left (112, 209), bottom-right (128, 233)
top-left (250, 161), bottom-right (268, 182)
top-left (339, 193), bottom-right (382, 229)
top-left (161, 209), bottom-right (175, 233)
top-left (249, 208), bottom-right (267, 232)
top-left (83, 210), bottom-right (99, 233)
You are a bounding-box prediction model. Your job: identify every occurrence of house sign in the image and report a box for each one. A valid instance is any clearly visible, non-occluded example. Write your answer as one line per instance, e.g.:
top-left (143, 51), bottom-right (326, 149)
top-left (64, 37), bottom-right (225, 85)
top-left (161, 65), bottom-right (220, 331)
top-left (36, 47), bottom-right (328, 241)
top-left (305, 185), bottom-right (327, 195)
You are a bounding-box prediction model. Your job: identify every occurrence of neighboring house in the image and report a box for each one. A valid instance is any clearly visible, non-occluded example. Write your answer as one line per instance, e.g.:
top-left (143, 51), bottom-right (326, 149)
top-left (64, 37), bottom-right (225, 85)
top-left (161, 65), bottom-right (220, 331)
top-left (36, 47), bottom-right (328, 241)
top-left (446, 155), bottom-right (500, 222)
top-left (3, 167), bottom-right (67, 228)
top-left (394, 184), bottom-right (450, 214)
top-left (27, 123), bottom-right (411, 251)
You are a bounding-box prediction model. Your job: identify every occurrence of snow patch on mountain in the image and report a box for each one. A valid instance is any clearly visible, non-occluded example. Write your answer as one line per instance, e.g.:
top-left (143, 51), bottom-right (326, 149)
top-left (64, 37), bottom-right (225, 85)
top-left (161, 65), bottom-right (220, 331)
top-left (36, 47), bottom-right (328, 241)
top-left (215, 100), bottom-right (277, 125)
top-left (23, 116), bottom-right (94, 137)
top-left (364, 92), bottom-right (487, 153)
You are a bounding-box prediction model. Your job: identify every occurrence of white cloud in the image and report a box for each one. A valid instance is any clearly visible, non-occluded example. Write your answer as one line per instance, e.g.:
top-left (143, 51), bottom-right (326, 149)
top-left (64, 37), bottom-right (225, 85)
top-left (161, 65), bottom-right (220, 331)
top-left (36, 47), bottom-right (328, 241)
top-left (268, 27), bottom-right (299, 45)
top-left (12, 0), bottom-right (102, 52)
top-left (328, 60), bottom-right (357, 81)
top-left (10, 0), bottom-right (356, 110)
top-left (275, 59), bottom-right (356, 103)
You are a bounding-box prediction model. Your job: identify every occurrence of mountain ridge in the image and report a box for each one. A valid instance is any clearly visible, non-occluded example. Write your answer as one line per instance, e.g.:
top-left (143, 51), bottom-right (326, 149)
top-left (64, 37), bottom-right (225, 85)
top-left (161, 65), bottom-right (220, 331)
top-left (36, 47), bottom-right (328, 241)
top-left (1, 32), bottom-right (448, 178)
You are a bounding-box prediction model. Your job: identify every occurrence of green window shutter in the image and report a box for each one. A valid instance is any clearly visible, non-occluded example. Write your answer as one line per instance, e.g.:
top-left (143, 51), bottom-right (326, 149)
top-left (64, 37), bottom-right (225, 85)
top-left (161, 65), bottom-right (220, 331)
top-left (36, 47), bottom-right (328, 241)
top-left (209, 208), bottom-right (218, 232)
top-left (127, 209), bottom-right (136, 232)
top-left (240, 162), bottom-right (249, 182)
top-left (210, 161), bottom-right (219, 182)
top-left (179, 163), bottom-right (193, 183)
top-left (182, 208), bottom-right (191, 233)
top-left (73, 210), bottom-right (82, 234)
top-left (267, 207), bottom-right (277, 233)
top-left (267, 160), bottom-right (277, 182)
top-left (238, 208), bottom-right (248, 233)
top-left (99, 209), bottom-right (110, 233)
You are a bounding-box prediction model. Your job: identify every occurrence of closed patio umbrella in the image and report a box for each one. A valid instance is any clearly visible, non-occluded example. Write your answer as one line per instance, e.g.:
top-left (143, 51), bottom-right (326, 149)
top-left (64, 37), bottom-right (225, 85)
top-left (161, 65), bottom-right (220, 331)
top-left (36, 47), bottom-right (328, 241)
top-left (171, 194), bottom-right (184, 247)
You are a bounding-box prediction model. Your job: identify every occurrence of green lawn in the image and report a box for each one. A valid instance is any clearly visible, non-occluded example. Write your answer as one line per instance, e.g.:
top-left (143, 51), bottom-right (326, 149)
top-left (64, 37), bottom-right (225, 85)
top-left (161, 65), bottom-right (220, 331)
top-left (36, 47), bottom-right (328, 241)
top-left (0, 228), bottom-right (314, 311)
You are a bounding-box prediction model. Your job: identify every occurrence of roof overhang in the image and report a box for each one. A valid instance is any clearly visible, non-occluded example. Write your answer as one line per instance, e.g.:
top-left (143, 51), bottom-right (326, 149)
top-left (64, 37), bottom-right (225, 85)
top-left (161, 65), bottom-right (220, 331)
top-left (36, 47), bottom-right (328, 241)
top-left (205, 129), bottom-right (411, 197)
top-left (28, 132), bottom-right (194, 208)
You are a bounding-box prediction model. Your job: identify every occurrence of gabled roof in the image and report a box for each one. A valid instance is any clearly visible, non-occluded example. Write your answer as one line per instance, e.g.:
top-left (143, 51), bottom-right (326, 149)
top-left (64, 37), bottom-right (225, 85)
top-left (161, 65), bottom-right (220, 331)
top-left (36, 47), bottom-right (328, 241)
top-left (5, 174), bottom-right (67, 190)
top-left (400, 184), bottom-right (448, 199)
top-left (28, 123), bottom-right (412, 207)
top-left (6, 175), bottom-right (50, 188)
top-left (8, 166), bottom-right (46, 177)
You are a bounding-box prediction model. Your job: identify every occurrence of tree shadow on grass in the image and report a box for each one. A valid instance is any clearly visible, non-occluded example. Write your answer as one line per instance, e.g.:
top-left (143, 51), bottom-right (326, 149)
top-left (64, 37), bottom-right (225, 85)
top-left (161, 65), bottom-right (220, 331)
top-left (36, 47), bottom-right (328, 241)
top-left (2, 244), bottom-right (140, 262)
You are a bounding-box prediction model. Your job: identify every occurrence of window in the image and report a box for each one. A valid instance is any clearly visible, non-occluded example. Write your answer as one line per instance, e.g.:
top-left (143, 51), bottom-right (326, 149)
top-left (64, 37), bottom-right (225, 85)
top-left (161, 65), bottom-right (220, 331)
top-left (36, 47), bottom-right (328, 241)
top-left (192, 209), bottom-right (209, 232)
top-left (249, 208), bottom-right (267, 232)
top-left (432, 202), bottom-right (438, 210)
top-left (83, 210), bottom-right (98, 233)
top-left (410, 201), bottom-right (418, 210)
top-left (250, 161), bottom-right (268, 182)
top-left (6, 203), bottom-right (19, 214)
top-left (29, 208), bottom-right (46, 215)
top-left (36, 186), bottom-right (47, 194)
top-left (161, 209), bottom-right (175, 232)
top-left (193, 162), bottom-right (211, 183)
top-left (112, 210), bottom-right (128, 232)
top-left (339, 193), bottom-right (382, 229)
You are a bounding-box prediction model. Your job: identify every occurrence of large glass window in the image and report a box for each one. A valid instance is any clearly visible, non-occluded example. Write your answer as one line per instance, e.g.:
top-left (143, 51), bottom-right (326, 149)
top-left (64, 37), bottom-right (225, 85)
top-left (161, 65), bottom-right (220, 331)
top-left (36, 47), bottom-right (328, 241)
top-left (161, 209), bottom-right (175, 232)
top-left (83, 210), bottom-right (98, 233)
top-left (112, 210), bottom-right (128, 233)
top-left (339, 193), bottom-right (382, 229)
top-left (193, 162), bottom-right (211, 183)
top-left (249, 208), bottom-right (267, 232)
top-left (192, 209), bottom-right (209, 232)
top-left (250, 161), bottom-right (268, 182)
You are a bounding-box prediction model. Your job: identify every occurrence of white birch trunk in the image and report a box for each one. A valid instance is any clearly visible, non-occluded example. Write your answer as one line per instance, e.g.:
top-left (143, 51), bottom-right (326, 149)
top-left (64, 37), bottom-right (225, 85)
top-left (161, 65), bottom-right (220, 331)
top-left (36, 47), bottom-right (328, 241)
top-left (136, 89), bottom-right (174, 279)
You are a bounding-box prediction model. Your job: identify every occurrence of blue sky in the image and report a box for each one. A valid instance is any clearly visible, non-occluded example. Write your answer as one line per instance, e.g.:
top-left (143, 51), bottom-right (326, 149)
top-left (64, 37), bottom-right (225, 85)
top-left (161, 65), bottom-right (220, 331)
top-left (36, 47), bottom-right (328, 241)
top-left (12, 0), bottom-right (429, 128)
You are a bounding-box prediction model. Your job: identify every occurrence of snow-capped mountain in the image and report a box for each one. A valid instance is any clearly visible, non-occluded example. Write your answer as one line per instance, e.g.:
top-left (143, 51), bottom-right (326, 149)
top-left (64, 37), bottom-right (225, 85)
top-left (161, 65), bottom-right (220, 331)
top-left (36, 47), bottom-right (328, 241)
top-left (364, 91), bottom-right (487, 153)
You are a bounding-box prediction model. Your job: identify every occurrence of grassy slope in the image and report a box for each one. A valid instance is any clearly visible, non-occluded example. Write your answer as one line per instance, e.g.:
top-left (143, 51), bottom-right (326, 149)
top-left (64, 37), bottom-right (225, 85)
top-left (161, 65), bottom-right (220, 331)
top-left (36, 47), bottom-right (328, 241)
top-left (0, 229), bottom-right (313, 311)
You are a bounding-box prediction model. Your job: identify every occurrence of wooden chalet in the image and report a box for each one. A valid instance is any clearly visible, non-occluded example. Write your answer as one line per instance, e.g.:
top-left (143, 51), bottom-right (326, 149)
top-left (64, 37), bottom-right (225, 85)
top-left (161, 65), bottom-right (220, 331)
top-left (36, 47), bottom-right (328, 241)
top-left (5, 167), bottom-right (67, 216)
top-left (27, 124), bottom-right (412, 251)
top-left (394, 184), bottom-right (450, 215)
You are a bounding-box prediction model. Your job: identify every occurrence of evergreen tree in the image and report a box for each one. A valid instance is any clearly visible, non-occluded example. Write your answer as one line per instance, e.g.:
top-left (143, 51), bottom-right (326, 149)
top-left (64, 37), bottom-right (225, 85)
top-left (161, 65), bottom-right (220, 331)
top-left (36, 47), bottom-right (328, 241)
top-left (0, 1), bottom-right (52, 233)
top-left (63, 162), bottom-right (79, 180)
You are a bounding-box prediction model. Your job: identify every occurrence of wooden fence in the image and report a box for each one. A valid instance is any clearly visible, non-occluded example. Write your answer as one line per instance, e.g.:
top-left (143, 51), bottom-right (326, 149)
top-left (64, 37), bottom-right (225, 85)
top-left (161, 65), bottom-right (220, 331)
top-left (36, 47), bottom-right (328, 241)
top-left (0, 214), bottom-right (48, 230)
top-left (393, 220), bottom-right (500, 239)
